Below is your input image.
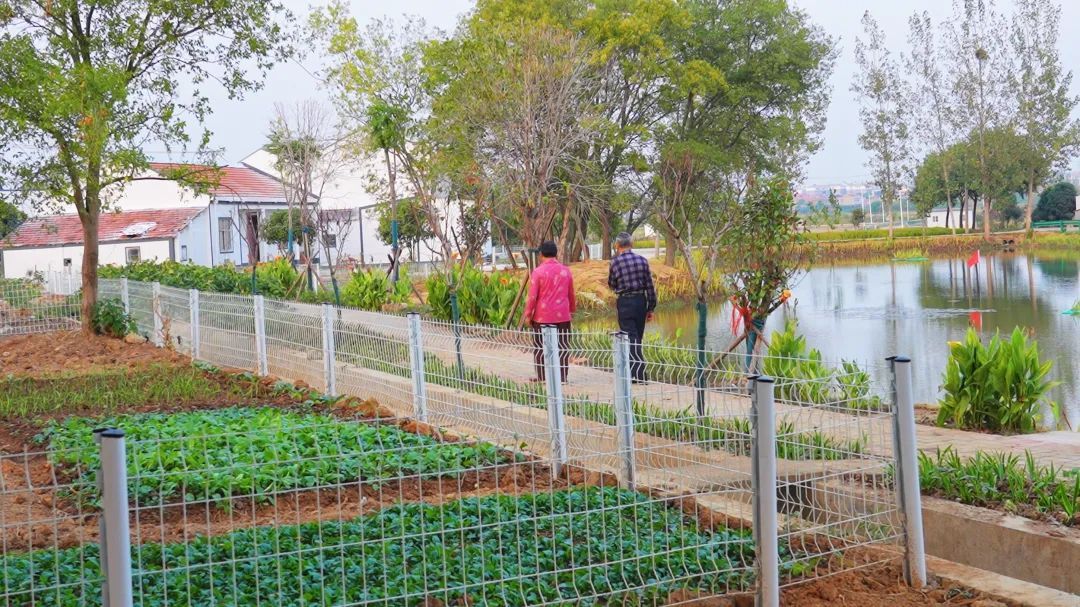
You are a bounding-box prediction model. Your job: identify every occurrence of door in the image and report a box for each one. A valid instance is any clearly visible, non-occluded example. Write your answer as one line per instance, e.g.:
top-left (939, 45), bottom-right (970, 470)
top-left (245, 212), bottom-right (260, 264)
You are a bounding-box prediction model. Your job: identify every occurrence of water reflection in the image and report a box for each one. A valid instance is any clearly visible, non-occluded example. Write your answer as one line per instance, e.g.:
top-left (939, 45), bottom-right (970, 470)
top-left (584, 253), bottom-right (1080, 428)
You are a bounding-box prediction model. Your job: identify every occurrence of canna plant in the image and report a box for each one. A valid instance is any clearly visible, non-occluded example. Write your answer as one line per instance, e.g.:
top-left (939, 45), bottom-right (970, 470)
top-left (938, 328), bottom-right (1060, 433)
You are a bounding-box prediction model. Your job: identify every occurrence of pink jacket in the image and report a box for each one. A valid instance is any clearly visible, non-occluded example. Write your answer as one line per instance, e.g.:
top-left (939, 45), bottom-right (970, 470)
top-left (524, 258), bottom-right (576, 324)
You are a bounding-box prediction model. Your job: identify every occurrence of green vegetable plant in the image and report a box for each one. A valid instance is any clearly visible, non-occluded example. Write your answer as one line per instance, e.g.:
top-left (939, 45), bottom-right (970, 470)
top-left (41, 406), bottom-right (506, 507)
top-left (938, 328), bottom-right (1060, 433)
top-left (340, 267), bottom-right (410, 311)
top-left (91, 298), bottom-right (136, 337)
top-left (427, 264), bottom-right (520, 326)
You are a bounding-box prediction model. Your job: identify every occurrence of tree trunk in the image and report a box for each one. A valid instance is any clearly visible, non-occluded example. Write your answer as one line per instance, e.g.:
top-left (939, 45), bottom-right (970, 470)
top-left (663, 223), bottom-right (678, 266)
top-left (1024, 176), bottom-right (1036, 236)
top-left (983, 196), bottom-right (991, 239)
top-left (599, 210), bottom-right (612, 260)
top-left (80, 210), bottom-right (100, 334)
top-left (558, 208), bottom-right (574, 263)
top-left (886, 194), bottom-right (894, 240)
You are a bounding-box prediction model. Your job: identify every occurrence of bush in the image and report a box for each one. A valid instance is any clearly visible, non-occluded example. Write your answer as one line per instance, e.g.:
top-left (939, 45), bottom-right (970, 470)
top-left (340, 267), bottom-right (409, 311)
top-left (807, 227), bottom-right (954, 241)
top-left (91, 298), bottom-right (136, 337)
top-left (938, 328), bottom-right (1060, 433)
top-left (253, 257), bottom-right (299, 298)
top-left (1033, 182), bottom-right (1077, 222)
top-left (427, 264), bottom-right (521, 326)
top-left (0, 276), bottom-right (43, 308)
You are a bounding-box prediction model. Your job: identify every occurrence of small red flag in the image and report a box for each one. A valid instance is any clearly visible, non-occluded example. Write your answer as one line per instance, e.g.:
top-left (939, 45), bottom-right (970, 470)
top-left (966, 249), bottom-right (981, 268)
top-left (969, 310), bottom-right (983, 331)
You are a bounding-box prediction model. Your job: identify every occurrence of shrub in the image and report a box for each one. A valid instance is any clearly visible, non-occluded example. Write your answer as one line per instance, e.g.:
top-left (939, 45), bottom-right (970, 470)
top-left (427, 264), bottom-right (521, 326)
top-left (0, 276), bottom-right (43, 308)
top-left (253, 257), bottom-right (299, 298)
top-left (340, 267), bottom-right (409, 311)
top-left (807, 227), bottom-right (954, 241)
top-left (938, 328), bottom-right (1060, 433)
top-left (91, 298), bottom-right (136, 337)
top-left (1033, 182), bottom-right (1077, 222)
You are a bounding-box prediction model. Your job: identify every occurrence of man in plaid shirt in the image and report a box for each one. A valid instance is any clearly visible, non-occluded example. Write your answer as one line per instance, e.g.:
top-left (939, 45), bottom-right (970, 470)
top-left (607, 232), bottom-right (656, 382)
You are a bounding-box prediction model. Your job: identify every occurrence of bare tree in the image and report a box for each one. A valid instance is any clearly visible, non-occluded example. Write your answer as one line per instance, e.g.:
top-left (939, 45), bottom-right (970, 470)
top-left (853, 11), bottom-right (912, 240)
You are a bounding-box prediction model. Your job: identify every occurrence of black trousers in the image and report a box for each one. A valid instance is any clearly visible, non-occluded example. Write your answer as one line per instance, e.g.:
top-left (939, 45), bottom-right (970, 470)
top-left (616, 294), bottom-right (647, 381)
top-left (533, 322), bottom-right (571, 382)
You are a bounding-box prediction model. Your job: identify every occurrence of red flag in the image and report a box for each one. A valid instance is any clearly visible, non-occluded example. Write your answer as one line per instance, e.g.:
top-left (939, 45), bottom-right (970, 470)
top-left (966, 249), bottom-right (981, 268)
top-left (969, 310), bottom-right (983, 331)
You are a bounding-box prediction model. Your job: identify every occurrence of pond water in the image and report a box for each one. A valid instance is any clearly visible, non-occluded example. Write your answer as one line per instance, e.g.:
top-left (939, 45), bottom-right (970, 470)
top-left (583, 252), bottom-right (1080, 428)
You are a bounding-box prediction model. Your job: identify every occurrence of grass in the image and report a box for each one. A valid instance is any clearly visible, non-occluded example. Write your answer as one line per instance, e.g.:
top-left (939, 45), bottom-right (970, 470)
top-left (0, 365), bottom-right (224, 418)
top-left (808, 227), bottom-right (956, 241)
top-left (918, 447), bottom-right (1080, 526)
top-left (892, 247), bottom-right (928, 261)
top-left (0, 487), bottom-right (819, 607)
top-left (40, 406), bottom-right (507, 507)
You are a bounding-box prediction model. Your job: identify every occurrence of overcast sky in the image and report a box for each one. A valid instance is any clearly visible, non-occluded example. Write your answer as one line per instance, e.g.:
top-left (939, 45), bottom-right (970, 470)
top-left (189, 0), bottom-right (1080, 188)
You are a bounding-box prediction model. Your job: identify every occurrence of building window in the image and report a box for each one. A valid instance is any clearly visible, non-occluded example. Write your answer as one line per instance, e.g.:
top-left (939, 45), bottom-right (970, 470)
top-left (218, 217), bottom-right (233, 253)
top-left (180, 245), bottom-right (188, 261)
top-left (125, 247), bottom-right (141, 264)
top-left (63, 258), bottom-right (72, 268)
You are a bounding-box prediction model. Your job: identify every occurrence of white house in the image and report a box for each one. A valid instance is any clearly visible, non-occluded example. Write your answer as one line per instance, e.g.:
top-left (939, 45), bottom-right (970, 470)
top-left (0, 207), bottom-right (207, 278)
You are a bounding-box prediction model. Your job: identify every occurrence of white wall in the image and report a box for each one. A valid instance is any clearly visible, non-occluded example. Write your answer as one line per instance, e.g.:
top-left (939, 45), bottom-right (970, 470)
top-left (2, 240), bottom-right (173, 279)
top-left (100, 172), bottom-right (212, 211)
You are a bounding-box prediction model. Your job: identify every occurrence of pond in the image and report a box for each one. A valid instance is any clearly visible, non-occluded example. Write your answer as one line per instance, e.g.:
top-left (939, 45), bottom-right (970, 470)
top-left (582, 252), bottom-right (1080, 429)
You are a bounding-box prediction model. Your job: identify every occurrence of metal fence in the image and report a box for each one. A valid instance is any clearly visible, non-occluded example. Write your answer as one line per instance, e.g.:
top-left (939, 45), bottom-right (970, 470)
top-left (0, 273), bottom-right (81, 336)
top-left (0, 275), bottom-right (927, 607)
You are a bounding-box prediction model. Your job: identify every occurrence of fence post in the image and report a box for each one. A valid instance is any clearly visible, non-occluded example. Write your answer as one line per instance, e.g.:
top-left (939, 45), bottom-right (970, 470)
top-left (752, 376), bottom-right (780, 607)
top-left (542, 325), bottom-right (568, 477)
top-left (253, 295), bottom-right (268, 376)
top-left (889, 356), bottom-right (927, 588)
top-left (612, 332), bottom-right (637, 489)
top-left (120, 278), bottom-right (129, 315)
top-left (151, 281), bottom-right (163, 347)
top-left (188, 289), bottom-right (200, 360)
top-left (321, 303), bottom-right (337, 397)
top-left (450, 290), bottom-right (465, 380)
top-left (99, 429), bottom-right (134, 607)
top-left (407, 313), bottom-right (429, 422)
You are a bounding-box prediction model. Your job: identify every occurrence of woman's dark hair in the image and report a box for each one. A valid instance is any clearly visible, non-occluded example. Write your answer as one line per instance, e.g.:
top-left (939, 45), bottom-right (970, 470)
top-left (539, 240), bottom-right (558, 258)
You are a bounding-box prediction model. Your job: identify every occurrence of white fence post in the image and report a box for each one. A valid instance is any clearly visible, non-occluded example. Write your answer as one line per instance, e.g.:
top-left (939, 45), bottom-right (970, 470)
top-left (253, 295), bottom-right (268, 376)
top-left (189, 289), bottom-right (200, 360)
top-left (889, 356), bottom-right (928, 588)
top-left (407, 313), bottom-right (429, 422)
top-left (321, 304), bottom-right (337, 397)
top-left (612, 331), bottom-right (637, 489)
top-left (752, 376), bottom-right (780, 607)
top-left (151, 281), bottom-right (162, 347)
top-left (120, 278), bottom-right (129, 315)
top-left (99, 429), bottom-right (134, 607)
top-left (541, 325), bottom-right (568, 477)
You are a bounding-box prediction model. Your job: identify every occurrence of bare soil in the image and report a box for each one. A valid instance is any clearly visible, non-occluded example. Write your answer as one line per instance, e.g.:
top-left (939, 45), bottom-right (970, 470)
top-left (0, 331), bottom-right (187, 376)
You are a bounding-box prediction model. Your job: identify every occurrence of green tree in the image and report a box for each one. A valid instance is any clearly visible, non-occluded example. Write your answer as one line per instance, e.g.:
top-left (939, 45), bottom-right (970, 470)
top-left (852, 11), bottom-right (911, 240)
top-left (262, 209), bottom-right (305, 252)
top-left (850, 207), bottom-right (867, 228)
top-left (809, 189), bottom-right (842, 229)
top-left (1008, 0), bottom-right (1080, 235)
top-left (375, 197), bottom-right (435, 257)
top-left (0, 0), bottom-right (290, 328)
top-left (0, 200), bottom-right (25, 238)
top-left (1033, 182), bottom-right (1077, 221)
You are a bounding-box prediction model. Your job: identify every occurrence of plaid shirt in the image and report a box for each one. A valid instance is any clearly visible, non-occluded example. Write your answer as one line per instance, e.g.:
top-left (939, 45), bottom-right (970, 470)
top-left (608, 251), bottom-right (657, 311)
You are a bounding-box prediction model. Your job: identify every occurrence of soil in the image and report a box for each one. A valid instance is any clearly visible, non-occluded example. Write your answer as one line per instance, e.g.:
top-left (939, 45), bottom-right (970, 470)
top-left (0, 331), bottom-right (188, 376)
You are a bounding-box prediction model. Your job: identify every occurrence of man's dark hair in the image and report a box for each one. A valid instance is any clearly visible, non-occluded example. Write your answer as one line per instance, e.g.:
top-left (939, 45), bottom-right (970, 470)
top-left (539, 240), bottom-right (558, 258)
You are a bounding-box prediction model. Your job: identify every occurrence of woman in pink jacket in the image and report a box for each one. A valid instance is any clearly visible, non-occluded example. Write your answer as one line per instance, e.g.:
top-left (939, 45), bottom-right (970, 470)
top-left (523, 241), bottom-right (576, 383)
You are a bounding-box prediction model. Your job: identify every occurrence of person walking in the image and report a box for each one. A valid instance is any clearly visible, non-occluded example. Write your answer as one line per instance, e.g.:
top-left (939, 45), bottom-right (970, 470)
top-left (608, 232), bottom-right (656, 383)
top-left (523, 241), bottom-right (576, 383)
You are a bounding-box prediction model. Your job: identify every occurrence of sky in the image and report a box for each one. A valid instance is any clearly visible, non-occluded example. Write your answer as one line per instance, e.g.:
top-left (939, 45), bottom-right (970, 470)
top-left (188, 0), bottom-right (1080, 188)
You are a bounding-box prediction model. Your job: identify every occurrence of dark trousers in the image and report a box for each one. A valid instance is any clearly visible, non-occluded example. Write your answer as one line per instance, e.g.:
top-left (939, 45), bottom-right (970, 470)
top-left (617, 294), bottom-right (647, 381)
top-left (533, 322), bottom-right (571, 382)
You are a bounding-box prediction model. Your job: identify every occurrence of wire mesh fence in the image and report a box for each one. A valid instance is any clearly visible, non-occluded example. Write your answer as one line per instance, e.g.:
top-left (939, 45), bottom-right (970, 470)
top-left (1, 274), bottom-right (927, 605)
top-left (0, 273), bottom-right (81, 336)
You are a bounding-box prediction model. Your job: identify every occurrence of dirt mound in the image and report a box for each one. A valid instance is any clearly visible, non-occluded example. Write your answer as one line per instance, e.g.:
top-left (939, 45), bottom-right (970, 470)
top-left (0, 331), bottom-right (187, 376)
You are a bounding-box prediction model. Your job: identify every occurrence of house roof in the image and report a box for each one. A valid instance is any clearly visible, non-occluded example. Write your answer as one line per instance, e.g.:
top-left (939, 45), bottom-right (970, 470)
top-left (149, 162), bottom-right (286, 201)
top-left (2, 208), bottom-right (203, 249)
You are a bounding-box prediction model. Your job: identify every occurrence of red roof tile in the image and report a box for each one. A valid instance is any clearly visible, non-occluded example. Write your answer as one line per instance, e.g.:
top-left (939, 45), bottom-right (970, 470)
top-left (2, 208), bottom-right (203, 249)
top-left (149, 163), bottom-right (285, 200)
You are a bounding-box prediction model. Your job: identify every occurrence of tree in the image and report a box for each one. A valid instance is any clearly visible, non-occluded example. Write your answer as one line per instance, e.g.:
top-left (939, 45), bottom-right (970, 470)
top-left (850, 207), bottom-right (867, 228)
top-left (375, 197), bottom-right (435, 257)
top-left (263, 208), bottom-right (306, 252)
top-left (809, 189), bottom-right (842, 229)
top-left (948, 0), bottom-right (1011, 239)
top-left (0, 200), bottom-right (25, 239)
top-left (1008, 0), bottom-right (1080, 235)
top-left (0, 0), bottom-right (290, 329)
top-left (1033, 182), bottom-right (1078, 221)
top-left (853, 11), bottom-right (911, 240)
top-left (907, 11), bottom-right (959, 232)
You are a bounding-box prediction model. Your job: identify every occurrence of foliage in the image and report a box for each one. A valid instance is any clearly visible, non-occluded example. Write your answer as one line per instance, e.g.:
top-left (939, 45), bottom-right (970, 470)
top-left (1033, 182), bottom-right (1078, 221)
top-left (0, 199), bottom-right (25, 238)
top-left (90, 299), bottom-right (135, 338)
top-left (808, 227), bottom-right (954, 241)
top-left (261, 208), bottom-right (308, 250)
top-left (938, 328), bottom-right (1060, 433)
top-left (0, 487), bottom-right (820, 607)
top-left (375, 196), bottom-right (435, 249)
top-left (763, 320), bottom-right (884, 411)
top-left (0, 0), bottom-right (291, 324)
top-left (426, 265), bottom-right (521, 326)
top-left (41, 406), bottom-right (506, 507)
top-left (0, 276), bottom-right (42, 308)
top-left (892, 247), bottom-right (928, 261)
top-left (849, 207), bottom-right (867, 228)
top-left (253, 257), bottom-right (300, 299)
top-left (340, 267), bottom-right (410, 311)
top-left (0, 365), bottom-right (220, 418)
top-left (99, 259), bottom-right (301, 299)
top-left (808, 189), bottom-right (843, 228)
top-left (918, 447), bottom-right (1079, 526)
